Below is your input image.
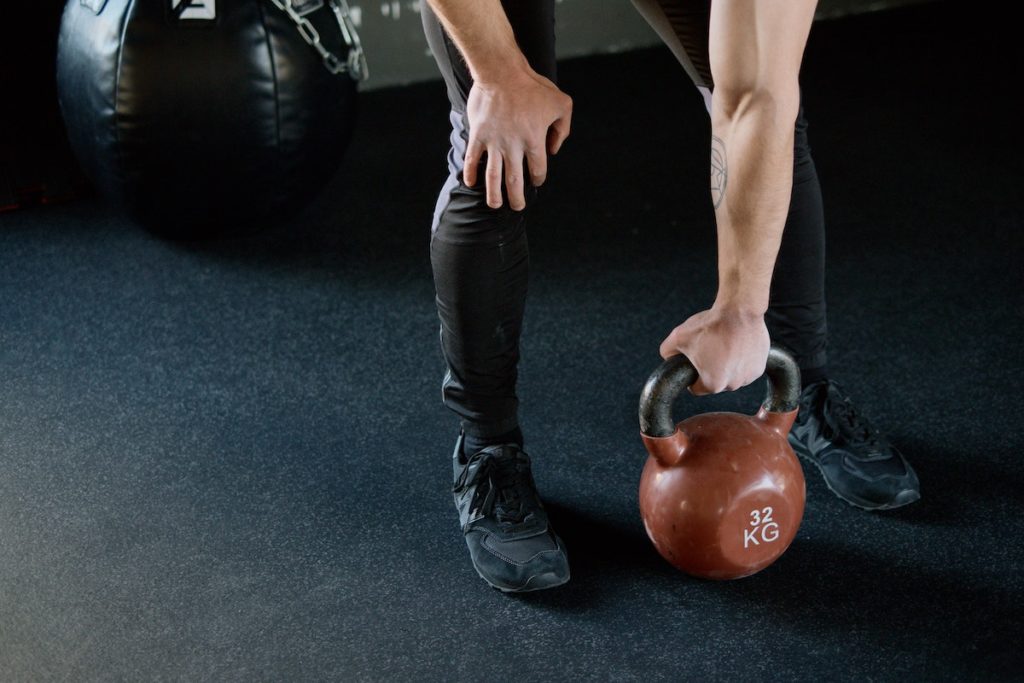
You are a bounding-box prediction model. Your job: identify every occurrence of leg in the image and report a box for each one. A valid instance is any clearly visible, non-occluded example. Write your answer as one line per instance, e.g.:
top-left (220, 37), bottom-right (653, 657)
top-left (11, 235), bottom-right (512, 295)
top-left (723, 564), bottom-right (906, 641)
top-left (766, 112), bottom-right (828, 382)
top-left (422, 0), bottom-right (556, 442)
top-left (423, 0), bottom-right (571, 592)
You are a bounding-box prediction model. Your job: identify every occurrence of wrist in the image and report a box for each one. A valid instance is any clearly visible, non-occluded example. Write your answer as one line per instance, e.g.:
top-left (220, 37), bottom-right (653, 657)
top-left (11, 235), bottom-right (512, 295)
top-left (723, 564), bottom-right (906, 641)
top-left (711, 292), bottom-right (767, 319)
top-left (472, 56), bottom-right (534, 89)
top-left (714, 275), bottom-right (769, 317)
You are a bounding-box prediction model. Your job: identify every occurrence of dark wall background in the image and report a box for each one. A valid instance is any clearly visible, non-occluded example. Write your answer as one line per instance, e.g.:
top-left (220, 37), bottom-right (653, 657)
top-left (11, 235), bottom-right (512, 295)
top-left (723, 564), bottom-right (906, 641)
top-left (349, 0), bottom-right (938, 89)
top-left (0, 0), bottom-right (936, 210)
top-left (0, 2), bottom-right (81, 210)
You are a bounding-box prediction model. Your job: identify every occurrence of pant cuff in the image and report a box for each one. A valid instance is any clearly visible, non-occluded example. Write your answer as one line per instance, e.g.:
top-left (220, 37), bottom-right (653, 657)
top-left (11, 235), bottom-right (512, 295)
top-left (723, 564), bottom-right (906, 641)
top-left (459, 415), bottom-right (520, 439)
top-left (799, 351), bottom-right (828, 372)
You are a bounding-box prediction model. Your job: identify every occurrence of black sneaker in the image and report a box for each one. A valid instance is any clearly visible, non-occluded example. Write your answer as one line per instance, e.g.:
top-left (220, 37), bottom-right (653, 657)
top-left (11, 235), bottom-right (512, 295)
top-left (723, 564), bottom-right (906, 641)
top-left (789, 380), bottom-right (921, 510)
top-left (451, 433), bottom-right (570, 592)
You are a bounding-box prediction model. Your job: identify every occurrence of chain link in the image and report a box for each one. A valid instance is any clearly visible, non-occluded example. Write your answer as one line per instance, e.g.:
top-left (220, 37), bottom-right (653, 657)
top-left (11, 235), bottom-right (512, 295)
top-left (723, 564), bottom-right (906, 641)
top-left (269, 0), bottom-right (368, 81)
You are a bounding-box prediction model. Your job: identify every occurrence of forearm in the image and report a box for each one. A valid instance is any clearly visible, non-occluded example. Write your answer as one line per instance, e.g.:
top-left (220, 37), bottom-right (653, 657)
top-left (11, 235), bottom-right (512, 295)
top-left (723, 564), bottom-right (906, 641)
top-left (711, 88), bottom-right (799, 315)
top-left (425, 0), bottom-right (531, 84)
top-left (703, 0), bottom-right (816, 316)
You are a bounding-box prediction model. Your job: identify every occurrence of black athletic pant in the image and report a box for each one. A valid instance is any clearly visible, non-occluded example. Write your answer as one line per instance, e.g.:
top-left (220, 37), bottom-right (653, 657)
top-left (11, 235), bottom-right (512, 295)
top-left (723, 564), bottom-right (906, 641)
top-left (422, 0), bottom-right (827, 439)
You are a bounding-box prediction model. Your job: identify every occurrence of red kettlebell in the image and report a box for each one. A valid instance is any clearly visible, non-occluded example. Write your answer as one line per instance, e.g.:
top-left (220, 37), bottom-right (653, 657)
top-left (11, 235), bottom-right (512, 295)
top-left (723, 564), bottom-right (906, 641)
top-left (638, 344), bottom-right (805, 580)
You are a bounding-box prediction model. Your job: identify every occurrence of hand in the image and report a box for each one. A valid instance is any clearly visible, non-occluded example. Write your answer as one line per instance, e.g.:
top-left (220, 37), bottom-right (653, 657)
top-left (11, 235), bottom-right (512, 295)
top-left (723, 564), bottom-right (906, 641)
top-left (463, 69), bottom-right (572, 211)
top-left (659, 306), bottom-right (770, 395)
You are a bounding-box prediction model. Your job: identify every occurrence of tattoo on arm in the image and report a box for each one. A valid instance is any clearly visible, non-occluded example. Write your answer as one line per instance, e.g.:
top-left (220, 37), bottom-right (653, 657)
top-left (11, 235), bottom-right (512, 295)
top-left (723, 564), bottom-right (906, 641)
top-left (710, 135), bottom-right (727, 210)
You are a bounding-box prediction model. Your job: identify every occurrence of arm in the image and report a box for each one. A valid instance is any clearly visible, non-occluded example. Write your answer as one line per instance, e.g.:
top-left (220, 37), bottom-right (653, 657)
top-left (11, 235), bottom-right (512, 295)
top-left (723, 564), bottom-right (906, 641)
top-left (426, 0), bottom-right (572, 210)
top-left (660, 0), bottom-right (818, 394)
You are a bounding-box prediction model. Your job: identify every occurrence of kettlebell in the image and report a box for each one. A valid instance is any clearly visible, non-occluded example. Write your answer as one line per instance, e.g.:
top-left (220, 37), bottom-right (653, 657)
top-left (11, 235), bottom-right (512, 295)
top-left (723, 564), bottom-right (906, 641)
top-left (638, 344), bottom-right (805, 580)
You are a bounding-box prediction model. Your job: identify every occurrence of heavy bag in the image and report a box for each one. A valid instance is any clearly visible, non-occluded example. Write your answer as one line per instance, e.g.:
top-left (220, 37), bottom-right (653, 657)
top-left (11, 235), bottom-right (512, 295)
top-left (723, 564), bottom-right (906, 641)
top-left (56, 0), bottom-right (366, 237)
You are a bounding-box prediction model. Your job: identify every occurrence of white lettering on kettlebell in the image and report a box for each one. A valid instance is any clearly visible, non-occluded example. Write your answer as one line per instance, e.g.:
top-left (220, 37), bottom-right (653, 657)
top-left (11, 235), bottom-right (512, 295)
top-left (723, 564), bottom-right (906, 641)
top-left (744, 507), bottom-right (779, 549)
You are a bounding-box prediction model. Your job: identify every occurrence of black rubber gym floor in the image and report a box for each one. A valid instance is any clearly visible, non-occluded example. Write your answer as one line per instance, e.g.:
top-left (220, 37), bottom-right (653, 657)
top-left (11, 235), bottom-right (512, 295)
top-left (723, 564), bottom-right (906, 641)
top-left (1, 2), bottom-right (1021, 680)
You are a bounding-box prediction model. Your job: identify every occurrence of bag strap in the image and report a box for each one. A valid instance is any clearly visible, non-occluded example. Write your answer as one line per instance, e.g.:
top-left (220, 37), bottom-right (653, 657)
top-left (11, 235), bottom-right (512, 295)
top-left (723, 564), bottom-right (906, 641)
top-left (269, 0), bottom-right (369, 81)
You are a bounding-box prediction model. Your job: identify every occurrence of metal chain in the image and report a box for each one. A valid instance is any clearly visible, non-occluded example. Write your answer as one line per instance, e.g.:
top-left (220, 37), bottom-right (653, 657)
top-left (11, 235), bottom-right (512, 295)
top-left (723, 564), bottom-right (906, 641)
top-left (269, 0), bottom-right (369, 82)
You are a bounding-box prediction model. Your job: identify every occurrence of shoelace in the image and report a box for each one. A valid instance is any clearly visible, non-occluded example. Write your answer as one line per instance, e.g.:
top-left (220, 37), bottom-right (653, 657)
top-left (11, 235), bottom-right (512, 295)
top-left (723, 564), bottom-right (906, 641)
top-left (821, 386), bottom-right (885, 450)
top-left (453, 449), bottom-right (535, 525)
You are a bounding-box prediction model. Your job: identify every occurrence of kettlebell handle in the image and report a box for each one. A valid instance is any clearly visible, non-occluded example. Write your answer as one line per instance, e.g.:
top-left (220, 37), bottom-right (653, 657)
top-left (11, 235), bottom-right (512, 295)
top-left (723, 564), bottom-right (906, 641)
top-left (638, 343), bottom-right (802, 438)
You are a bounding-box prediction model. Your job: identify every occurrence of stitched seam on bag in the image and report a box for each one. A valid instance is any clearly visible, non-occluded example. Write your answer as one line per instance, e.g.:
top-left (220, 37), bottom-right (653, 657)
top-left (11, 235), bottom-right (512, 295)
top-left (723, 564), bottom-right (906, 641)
top-left (257, 1), bottom-right (283, 160)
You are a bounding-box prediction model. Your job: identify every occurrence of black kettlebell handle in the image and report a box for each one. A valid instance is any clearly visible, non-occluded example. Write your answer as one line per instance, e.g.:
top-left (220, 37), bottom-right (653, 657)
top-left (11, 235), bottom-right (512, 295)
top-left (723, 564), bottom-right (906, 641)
top-left (639, 343), bottom-right (802, 438)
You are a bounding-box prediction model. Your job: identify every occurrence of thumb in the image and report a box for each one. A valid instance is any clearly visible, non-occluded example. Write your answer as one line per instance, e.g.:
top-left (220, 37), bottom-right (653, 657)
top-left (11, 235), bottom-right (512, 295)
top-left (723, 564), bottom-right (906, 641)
top-left (659, 338), bottom-right (676, 360)
top-left (688, 377), bottom-right (712, 396)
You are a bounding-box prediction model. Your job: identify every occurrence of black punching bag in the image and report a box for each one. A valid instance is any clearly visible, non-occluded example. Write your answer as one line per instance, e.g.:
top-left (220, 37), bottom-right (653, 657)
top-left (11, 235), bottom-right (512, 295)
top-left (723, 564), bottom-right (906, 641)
top-left (56, 0), bottom-right (363, 238)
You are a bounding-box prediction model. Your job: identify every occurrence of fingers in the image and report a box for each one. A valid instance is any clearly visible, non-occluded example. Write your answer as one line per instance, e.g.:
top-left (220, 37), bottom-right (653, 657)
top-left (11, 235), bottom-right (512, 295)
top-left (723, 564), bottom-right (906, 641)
top-left (688, 374), bottom-right (733, 396)
top-left (504, 152), bottom-right (527, 211)
top-left (688, 374), bottom-right (728, 396)
top-left (463, 137), bottom-right (484, 188)
top-left (526, 146), bottom-right (547, 188)
top-left (547, 113), bottom-right (571, 156)
top-left (463, 81), bottom-right (570, 206)
top-left (689, 378), bottom-right (714, 396)
top-left (464, 84), bottom-right (570, 209)
top-left (687, 356), bottom-right (729, 395)
top-left (470, 146), bottom-right (529, 211)
top-left (547, 91), bottom-right (573, 155)
top-left (484, 149), bottom-right (503, 209)
top-left (687, 365), bottom-right (759, 396)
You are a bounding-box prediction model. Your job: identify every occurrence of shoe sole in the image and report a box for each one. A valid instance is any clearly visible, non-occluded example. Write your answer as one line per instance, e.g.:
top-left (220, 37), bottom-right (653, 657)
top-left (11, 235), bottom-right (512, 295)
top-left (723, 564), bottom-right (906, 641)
top-left (476, 568), bottom-right (571, 593)
top-left (792, 446), bottom-right (921, 511)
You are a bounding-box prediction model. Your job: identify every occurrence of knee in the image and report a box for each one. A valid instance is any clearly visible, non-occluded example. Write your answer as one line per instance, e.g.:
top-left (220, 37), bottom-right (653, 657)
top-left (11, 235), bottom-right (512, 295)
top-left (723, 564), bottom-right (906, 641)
top-left (432, 181), bottom-right (532, 248)
top-left (712, 82), bottom-right (801, 133)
